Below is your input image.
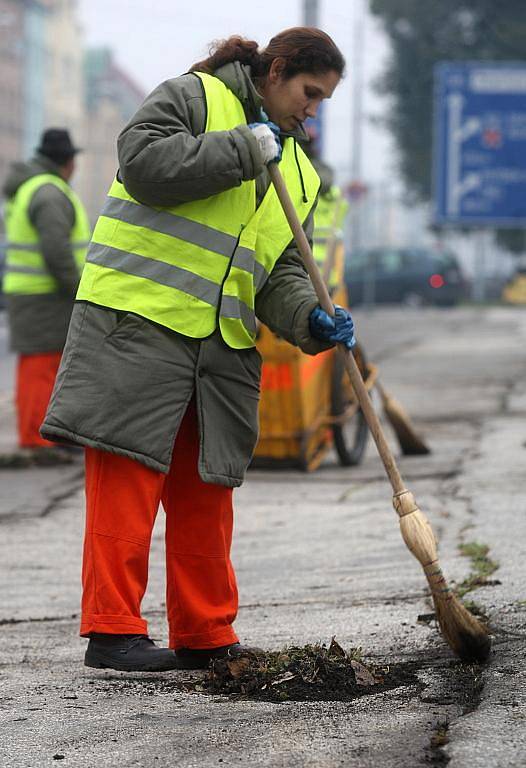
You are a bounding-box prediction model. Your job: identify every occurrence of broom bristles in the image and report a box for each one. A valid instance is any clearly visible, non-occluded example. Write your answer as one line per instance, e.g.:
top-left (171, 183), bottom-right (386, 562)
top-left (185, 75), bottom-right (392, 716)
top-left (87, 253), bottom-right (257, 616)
top-left (395, 491), bottom-right (491, 663)
top-left (433, 592), bottom-right (491, 663)
top-left (383, 394), bottom-right (430, 456)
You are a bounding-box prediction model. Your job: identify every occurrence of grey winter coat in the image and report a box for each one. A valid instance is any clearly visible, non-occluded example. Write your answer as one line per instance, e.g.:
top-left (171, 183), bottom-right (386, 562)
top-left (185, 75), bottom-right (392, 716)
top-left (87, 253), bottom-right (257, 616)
top-left (2, 154), bottom-right (83, 354)
top-left (41, 62), bottom-right (332, 486)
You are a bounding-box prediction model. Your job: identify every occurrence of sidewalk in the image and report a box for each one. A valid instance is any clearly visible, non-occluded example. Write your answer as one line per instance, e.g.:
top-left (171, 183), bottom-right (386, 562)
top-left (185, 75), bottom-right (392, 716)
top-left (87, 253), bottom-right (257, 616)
top-left (0, 306), bottom-right (525, 767)
top-left (0, 360), bottom-right (84, 525)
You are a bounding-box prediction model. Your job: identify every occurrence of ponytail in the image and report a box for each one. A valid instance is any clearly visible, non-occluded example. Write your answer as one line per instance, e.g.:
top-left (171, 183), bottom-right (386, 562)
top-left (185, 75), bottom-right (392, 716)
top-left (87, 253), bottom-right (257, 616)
top-left (190, 36), bottom-right (260, 75)
top-left (191, 27), bottom-right (345, 80)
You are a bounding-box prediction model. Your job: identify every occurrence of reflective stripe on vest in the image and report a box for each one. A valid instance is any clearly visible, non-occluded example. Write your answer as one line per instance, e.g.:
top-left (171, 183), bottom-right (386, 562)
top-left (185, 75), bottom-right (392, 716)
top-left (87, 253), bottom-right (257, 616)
top-left (3, 173), bottom-right (90, 295)
top-left (77, 71), bottom-right (320, 349)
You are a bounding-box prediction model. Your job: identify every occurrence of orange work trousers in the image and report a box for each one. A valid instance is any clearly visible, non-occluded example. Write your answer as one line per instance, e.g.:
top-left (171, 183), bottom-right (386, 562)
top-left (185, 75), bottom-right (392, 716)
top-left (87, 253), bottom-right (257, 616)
top-left (16, 352), bottom-right (62, 448)
top-left (80, 399), bottom-right (239, 650)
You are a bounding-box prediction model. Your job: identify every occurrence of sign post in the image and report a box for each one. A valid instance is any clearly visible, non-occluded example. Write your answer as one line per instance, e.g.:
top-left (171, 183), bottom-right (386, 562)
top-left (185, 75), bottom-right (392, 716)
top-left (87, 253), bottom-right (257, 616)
top-left (434, 62), bottom-right (526, 300)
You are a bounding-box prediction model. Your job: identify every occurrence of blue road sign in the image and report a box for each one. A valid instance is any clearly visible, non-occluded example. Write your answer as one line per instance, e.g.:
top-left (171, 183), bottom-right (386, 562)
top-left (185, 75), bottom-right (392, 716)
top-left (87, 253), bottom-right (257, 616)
top-left (434, 62), bottom-right (526, 226)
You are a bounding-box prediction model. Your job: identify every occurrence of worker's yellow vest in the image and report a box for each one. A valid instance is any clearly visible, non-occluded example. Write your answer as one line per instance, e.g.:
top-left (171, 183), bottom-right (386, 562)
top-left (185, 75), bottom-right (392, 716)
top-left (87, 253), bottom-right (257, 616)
top-left (77, 71), bottom-right (320, 349)
top-left (4, 174), bottom-right (90, 295)
top-left (313, 185), bottom-right (349, 288)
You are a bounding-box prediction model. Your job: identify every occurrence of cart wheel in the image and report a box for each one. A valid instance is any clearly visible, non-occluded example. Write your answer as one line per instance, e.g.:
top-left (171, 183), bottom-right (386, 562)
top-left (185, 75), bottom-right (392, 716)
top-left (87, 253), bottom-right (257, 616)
top-left (331, 345), bottom-right (369, 466)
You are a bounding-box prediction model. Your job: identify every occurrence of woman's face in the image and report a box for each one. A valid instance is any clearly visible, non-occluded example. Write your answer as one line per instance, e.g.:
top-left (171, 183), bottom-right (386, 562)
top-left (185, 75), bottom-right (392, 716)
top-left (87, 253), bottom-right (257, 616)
top-left (261, 60), bottom-right (341, 132)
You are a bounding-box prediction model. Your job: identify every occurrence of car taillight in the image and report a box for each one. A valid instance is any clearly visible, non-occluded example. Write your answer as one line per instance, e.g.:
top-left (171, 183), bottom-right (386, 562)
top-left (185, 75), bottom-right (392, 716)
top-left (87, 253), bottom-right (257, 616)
top-left (429, 273), bottom-right (445, 289)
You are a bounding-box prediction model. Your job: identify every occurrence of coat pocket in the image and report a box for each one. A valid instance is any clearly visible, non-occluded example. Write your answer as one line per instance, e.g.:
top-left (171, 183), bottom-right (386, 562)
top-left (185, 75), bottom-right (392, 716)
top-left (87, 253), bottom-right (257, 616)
top-left (103, 312), bottom-right (148, 348)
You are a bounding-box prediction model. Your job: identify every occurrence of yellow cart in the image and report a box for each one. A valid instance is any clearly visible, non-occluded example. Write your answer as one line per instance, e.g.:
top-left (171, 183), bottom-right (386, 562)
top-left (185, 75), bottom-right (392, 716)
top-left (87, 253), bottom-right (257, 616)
top-left (502, 273), bottom-right (526, 304)
top-left (252, 242), bottom-right (376, 471)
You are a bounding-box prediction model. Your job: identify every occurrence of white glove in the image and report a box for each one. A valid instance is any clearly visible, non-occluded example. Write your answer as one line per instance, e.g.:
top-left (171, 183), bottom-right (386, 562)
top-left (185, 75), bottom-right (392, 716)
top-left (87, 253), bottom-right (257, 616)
top-left (248, 122), bottom-right (282, 165)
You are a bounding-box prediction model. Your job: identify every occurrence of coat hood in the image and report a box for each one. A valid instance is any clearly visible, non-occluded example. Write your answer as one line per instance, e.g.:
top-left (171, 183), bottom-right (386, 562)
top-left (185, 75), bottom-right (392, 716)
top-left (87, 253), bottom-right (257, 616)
top-left (2, 154), bottom-right (63, 199)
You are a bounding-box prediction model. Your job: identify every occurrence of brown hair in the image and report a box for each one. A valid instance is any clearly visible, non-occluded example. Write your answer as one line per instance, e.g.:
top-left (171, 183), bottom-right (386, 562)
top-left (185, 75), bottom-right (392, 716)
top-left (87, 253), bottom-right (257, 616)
top-left (190, 27), bottom-right (345, 80)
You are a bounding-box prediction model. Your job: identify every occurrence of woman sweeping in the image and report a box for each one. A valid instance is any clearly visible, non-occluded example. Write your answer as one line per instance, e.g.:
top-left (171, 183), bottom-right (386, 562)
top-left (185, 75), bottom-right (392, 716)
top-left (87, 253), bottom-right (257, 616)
top-left (41, 27), bottom-right (356, 672)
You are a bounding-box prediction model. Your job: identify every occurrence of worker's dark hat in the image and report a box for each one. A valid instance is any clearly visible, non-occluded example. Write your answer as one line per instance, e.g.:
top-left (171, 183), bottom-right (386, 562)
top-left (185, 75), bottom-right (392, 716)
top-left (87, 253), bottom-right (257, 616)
top-left (36, 128), bottom-right (82, 164)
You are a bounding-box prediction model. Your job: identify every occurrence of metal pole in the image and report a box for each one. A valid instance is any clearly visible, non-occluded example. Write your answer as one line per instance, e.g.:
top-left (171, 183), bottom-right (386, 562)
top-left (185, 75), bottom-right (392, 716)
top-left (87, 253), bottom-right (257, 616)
top-left (351, 2), bottom-right (364, 186)
top-left (303, 0), bottom-right (319, 27)
top-left (350, 0), bottom-right (365, 251)
top-left (350, 0), bottom-right (370, 304)
top-left (472, 229), bottom-right (489, 303)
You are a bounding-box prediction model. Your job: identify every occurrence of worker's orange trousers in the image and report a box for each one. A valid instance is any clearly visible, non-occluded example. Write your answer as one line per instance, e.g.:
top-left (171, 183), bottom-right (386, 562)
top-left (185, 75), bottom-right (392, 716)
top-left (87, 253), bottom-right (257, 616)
top-left (16, 352), bottom-right (62, 448)
top-left (80, 399), bottom-right (239, 650)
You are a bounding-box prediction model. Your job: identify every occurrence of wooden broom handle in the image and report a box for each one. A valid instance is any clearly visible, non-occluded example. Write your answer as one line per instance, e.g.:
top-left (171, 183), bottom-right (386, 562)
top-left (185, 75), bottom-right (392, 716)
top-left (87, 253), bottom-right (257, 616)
top-left (269, 163), bottom-right (406, 495)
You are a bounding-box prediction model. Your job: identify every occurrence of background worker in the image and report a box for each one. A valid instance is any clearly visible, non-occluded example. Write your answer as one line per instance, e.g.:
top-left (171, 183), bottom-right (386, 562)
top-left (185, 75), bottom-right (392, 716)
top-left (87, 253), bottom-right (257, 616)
top-left (2, 129), bottom-right (89, 462)
top-left (303, 125), bottom-right (349, 292)
top-left (42, 27), bottom-right (356, 673)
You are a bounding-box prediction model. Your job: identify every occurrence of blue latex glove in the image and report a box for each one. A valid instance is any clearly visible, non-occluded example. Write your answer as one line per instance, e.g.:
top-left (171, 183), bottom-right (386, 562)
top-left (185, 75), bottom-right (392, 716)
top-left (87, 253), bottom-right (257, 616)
top-left (309, 304), bottom-right (356, 350)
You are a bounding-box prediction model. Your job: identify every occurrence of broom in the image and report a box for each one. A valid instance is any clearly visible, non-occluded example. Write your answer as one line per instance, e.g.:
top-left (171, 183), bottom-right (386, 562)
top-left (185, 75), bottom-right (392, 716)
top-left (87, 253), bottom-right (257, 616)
top-left (269, 163), bottom-right (490, 663)
top-left (320, 201), bottom-right (430, 456)
top-left (375, 380), bottom-right (430, 456)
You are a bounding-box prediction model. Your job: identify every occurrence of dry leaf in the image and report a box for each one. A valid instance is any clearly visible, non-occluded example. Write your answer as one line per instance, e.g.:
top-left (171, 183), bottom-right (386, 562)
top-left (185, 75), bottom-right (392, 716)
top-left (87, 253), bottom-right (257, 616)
top-left (350, 660), bottom-right (377, 687)
top-left (226, 657), bottom-right (252, 679)
top-left (328, 638), bottom-right (346, 658)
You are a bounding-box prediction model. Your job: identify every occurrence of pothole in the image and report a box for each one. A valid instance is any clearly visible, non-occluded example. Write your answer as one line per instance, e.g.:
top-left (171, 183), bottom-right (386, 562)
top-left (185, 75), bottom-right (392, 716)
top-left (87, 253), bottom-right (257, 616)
top-left (193, 639), bottom-right (421, 702)
top-left (85, 639), bottom-right (423, 703)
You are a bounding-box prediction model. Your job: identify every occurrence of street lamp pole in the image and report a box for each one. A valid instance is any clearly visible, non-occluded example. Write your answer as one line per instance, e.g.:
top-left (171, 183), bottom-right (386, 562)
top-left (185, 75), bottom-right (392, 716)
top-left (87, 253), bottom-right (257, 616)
top-left (303, 0), bottom-right (319, 27)
top-left (351, 0), bottom-right (365, 253)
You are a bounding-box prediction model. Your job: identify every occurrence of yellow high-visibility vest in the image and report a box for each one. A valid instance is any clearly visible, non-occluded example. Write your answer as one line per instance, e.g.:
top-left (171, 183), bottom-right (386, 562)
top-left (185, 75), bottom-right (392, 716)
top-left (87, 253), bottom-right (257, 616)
top-left (77, 71), bottom-right (320, 349)
top-left (4, 174), bottom-right (90, 294)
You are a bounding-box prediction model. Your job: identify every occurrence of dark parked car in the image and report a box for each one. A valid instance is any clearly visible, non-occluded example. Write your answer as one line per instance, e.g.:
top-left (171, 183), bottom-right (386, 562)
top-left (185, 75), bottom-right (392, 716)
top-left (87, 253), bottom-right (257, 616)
top-left (344, 246), bottom-right (467, 307)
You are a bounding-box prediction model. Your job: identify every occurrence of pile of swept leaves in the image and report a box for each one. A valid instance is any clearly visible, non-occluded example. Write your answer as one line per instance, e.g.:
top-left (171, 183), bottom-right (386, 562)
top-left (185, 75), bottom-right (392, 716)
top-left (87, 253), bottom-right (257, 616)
top-left (194, 638), bottom-right (385, 702)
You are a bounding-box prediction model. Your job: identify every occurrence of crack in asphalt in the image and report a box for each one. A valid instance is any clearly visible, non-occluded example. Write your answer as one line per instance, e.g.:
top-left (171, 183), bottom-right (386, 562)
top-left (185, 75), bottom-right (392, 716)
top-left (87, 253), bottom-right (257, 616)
top-left (237, 591), bottom-right (430, 609)
top-left (421, 403), bottom-right (504, 759)
top-left (0, 614), bottom-right (78, 626)
top-left (0, 469), bottom-right (84, 525)
top-left (501, 374), bottom-right (526, 415)
top-left (40, 470), bottom-right (84, 518)
top-left (251, 468), bottom-right (459, 486)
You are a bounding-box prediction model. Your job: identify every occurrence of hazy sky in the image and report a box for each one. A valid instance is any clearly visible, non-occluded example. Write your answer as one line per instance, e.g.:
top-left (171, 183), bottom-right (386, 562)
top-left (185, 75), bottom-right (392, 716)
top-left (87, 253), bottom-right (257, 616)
top-left (78, 0), bottom-right (395, 184)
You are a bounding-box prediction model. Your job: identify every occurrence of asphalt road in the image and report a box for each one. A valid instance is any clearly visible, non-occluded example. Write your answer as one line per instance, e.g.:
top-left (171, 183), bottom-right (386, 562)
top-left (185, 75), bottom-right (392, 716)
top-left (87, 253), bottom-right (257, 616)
top-left (0, 305), bottom-right (525, 767)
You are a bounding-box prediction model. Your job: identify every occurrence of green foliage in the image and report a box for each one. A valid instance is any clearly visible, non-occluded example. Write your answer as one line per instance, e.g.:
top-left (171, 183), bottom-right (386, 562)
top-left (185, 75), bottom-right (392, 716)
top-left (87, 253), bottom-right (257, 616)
top-left (456, 540), bottom-right (499, 597)
top-left (370, 0), bottom-right (526, 252)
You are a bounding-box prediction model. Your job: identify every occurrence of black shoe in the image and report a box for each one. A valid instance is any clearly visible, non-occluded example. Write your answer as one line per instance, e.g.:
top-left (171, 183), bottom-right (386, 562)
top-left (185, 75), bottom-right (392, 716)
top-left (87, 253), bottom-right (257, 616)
top-left (175, 642), bottom-right (264, 670)
top-left (84, 634), bottom-right (178, 672)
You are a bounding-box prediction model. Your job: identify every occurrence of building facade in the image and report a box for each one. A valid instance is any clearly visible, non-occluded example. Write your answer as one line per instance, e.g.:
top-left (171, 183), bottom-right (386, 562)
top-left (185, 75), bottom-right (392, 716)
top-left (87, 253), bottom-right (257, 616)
top-left (0, 0), bottom-right (80, 209)
top-left (0, 0), bottom-right (26, 198)
top-left (44, 0), bottom-right (84, 149)
top-left (81, 47), bottom-right (145, 222)
top-left (0, 1), bottom-right (144, 230)
top-left (22, 0), bottom-right (53, 158)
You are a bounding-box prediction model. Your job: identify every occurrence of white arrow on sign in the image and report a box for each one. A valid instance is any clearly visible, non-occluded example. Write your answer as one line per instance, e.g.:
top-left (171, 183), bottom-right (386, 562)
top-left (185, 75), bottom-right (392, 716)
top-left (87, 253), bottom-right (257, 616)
top-left (446, 92), bottom-right (482, 216)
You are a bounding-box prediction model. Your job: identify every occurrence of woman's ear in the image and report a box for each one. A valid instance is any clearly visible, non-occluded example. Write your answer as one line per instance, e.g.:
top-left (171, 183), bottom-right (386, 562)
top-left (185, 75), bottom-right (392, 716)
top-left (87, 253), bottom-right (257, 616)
top-left (268, 57), bottom-right (286, 83)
